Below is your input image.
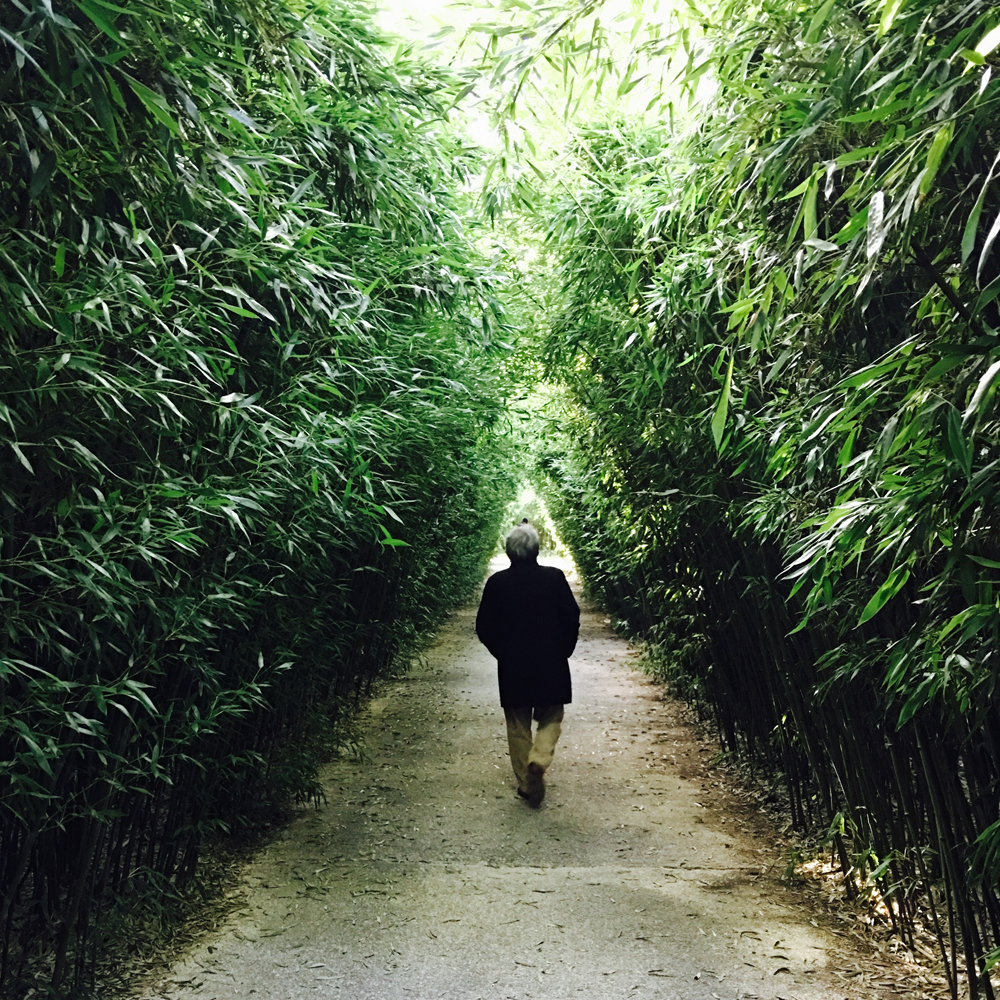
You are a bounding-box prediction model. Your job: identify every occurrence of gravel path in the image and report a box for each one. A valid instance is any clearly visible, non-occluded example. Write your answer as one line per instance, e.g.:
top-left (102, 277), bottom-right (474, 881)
top-left (142, 561), bottom-right (898, 1000)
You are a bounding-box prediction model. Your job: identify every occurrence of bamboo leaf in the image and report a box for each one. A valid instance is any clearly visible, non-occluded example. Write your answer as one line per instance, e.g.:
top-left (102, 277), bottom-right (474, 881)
top-left (122, 74), bottom-right (180, 135)
top-left (123, 680), bottom-right (159, 717)
top-left (803, 174), bottom-right (818, 243)
top-left (222, 106), bottom-right (258, 130)
top-left (976, 210), bottom-right (1000, 286)
top-left (29, 151), bottom-right (57, 199)
top-left (866, 190), bottom-right (886, 259)
top-left (967, 554), bottom-right (1000, 569)
top-left (378, 524), bottom-right (409, 547)
top-left (11, 720), bottom-right (54, 776)
top-left (962, 184), bottom-right (989, 266)
top-left (840, 99), bottom-right (909, 123)
top-left (837, 356), bottom-right (906, 388)
top-left (975, 23), bottom-right (1000, 58)
top-left (88, 69), bottom-right (119, 147)
top-left (804, 0), bottom-right (837, 44)
top-left (834, 146), bottom-right (879, 167)
top-left (945, 405), bottom-right (972, 476)
top-left (897, 676), bottom-right (933, 727)
top-left (711, 350), bottom-right (734, 451)
top-left (73, 0), bottom-right (125, 43)
top-left (9, 441), bottom-right (34, 474)
top-left (832, 206), bottom-right (868, 245)
top-left (859, 566), bottom-right (911, 625)
top-left (879, 0), bottom-right (907, 37)
top-left (964, 358), bottom-right (1000, 421)
top-left (837, 427), bottom-right (857, 469)
top-left (918, 122), bottom-right (953, 199)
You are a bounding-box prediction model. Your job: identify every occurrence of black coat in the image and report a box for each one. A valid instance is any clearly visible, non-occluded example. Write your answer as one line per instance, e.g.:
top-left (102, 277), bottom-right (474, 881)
top-left (475, 560), bottom-right (580, 708)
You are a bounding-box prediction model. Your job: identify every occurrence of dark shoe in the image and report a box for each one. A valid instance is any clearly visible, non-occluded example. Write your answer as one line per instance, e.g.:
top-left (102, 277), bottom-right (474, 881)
top-left (524, 762), bottom-right (545, 805)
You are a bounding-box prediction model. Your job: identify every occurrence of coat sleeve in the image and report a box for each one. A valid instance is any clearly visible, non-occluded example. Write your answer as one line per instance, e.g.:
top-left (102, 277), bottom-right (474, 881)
top-left (557, 571), bottom-right (580, 658)
top-left (475, 577), bottom-right (504, 659)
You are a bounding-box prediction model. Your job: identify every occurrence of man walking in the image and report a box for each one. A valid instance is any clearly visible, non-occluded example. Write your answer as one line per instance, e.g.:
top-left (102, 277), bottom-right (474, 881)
top-left (475, 522), bottom-right (580, 806)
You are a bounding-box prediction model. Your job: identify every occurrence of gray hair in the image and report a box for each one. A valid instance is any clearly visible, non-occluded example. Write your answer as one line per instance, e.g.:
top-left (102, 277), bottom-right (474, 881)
top-left (505, 523), bottom-right (540, 562)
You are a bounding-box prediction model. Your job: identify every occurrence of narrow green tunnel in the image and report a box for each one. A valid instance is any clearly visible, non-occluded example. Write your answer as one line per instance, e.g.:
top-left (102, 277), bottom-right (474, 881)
top-left (1, 0), bottom-right (999, 995)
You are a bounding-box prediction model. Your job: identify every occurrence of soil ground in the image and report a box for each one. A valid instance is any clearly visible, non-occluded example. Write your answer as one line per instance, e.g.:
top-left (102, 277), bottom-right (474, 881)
top-left (137, 559), bottom-right (919, 1000)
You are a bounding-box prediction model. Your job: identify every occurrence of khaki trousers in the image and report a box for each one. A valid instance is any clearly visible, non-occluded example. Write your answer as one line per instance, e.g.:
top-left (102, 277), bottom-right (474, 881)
top-left (504, 705), bottom-right (564, 790)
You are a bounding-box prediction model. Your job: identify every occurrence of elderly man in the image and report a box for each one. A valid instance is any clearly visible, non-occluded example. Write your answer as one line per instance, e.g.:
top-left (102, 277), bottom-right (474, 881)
top-left (475, 522), bottom-right (580, 805)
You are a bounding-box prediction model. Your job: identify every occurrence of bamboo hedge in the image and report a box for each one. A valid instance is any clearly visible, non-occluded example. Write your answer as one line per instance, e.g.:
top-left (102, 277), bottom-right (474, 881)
top-left (522, 0), bottom-right (1000, 996)
top-left (0, 0), bottom-right (513, 991)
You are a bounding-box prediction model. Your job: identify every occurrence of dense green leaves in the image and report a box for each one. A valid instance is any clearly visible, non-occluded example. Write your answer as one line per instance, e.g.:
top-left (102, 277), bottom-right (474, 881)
top-left (0, 0), bottom-right (514, 990)
top-left (504, 0), bottom-right (1000, 994)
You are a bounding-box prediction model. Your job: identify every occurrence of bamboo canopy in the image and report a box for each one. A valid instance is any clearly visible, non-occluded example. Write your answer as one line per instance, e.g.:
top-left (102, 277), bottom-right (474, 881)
top-left (2, 0), bottom-right (1000, 995)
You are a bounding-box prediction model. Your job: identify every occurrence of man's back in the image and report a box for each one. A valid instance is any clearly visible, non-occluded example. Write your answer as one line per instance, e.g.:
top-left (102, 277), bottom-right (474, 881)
top-left (476, 561), bottom-right (579, 708)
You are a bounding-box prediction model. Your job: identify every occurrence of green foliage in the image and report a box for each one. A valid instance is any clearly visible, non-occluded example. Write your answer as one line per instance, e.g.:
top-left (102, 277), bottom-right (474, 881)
top-left (0, 0), bottom-right (514, 990)
top-left (513, 0), bottom-right (1000, 994)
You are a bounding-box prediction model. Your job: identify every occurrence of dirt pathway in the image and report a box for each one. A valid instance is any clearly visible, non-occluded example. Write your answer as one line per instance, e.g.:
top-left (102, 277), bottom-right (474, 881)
top-left (142, 562), bottom-right (899, 1000)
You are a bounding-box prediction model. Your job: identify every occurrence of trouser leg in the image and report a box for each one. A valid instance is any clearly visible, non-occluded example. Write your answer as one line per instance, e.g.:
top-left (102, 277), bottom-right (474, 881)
top-left (504, 707), bottom-right (533, 789)
top-left (528, 705), bottom-right (564, 772)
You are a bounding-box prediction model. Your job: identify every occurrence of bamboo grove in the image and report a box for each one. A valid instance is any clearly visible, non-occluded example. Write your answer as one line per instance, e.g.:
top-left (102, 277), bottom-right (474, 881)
top-left (6, 0), bottom-right (1000, 993)
top-left (0, 0), bottom-right (515, 990)
top-left (500, 0), bottom-right (1000, 995)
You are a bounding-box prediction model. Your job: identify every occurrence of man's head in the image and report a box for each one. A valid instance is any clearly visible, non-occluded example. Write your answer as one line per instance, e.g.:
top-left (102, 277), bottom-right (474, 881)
top-left (505, 522), bottom-right (540, 563)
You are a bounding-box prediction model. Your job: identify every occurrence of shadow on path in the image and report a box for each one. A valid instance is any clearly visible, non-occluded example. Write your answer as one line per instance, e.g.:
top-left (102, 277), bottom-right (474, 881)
top-left (141, 561), bottom-right (899, 1000)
